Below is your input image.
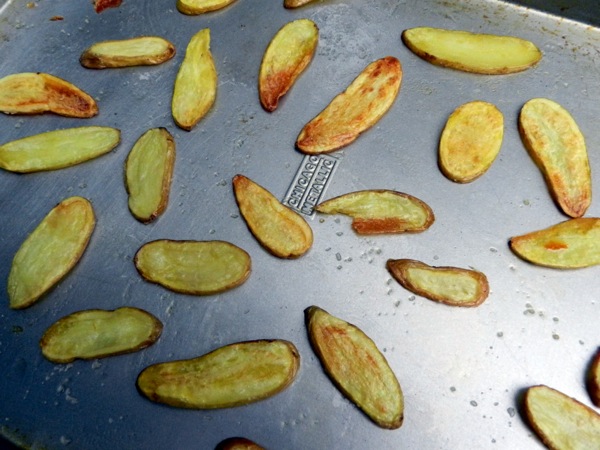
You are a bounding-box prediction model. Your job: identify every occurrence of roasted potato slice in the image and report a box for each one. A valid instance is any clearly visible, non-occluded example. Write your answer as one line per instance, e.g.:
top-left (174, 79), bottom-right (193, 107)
top-left (296, 56), bottom-right (402, 154)
top-left (8, 197), bottom-right (95, 310)
top-left (386, 259), bottom-right (489, 307)
top-left (509, 218), bottom-right (600, 269)
top-left (134, 240), bottom-right (251, 295)
top-left (439, 101), bottom-right (504, 183)
top-left (259, 19), bottom-right (318, 112)
top-left (94, 0), bottom-right (122, 13)
top-left (137, 340), bottom-right (299, 409)
top-left (0, 72), bottom-right (98, 118)
top-left (401, 27), bottom-right (542, 74)
top-left (284, 0), bottom-right (317, 8)
top-left (215, 437), bottom-right (265, 450)
top-left (524, 385), bottom-right (600, 450)
top-left (519, 98), bottom-right (591, 218)
top-left (315, 190), bottom-right (434, 235)
top-left (172, 28), bottom-right (217, 131)
top-left (80, 36), bottom-right (175, 69)
top-left (177, 0), bottom-right (237, 15)
top-left (125, 128), bottom-right (175, 223)
top-left (306, 306), bottom-right (403, 429)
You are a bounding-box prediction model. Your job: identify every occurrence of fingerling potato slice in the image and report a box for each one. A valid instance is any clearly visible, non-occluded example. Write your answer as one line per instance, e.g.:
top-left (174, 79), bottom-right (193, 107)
top-left (386, 259), bottom-right (489, 307)
top-left (588, 349), bottom-right (600, 408)
top-left (519, 98), bottom-right (591, 218)
top-left (401, 27), bottom-right (542, 74)
top-left (315, 190), bottom-right (434, 235)
top-left (80, 36), bottom-right (175, 69)
top-left (259, 19), bottom-right (318, 112)
top-left (306, 306), bottom-right (403, 429)
top-left (284, 0), bottom-right (317, 8)
top-left (177, 0), bottom-right (237, 15)
top-left (8, 197), bottom-right (95, 309)
top-left (137, 340), bottom-right (299, 409)
top-left (296, 56), bottom-right (402, 154)
top-left (439, 101), bottom-right (504, 183)
top-left (216, 437), bottom-right (265, 450)
top-left (233, 174), bottom-right (313, 258)
top-left (134, 240), bottom-right (251, 295)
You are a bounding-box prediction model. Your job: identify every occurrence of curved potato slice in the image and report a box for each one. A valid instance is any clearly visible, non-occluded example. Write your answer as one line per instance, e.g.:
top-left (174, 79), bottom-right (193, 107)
top-left (315, 190), bottom-right (434, 235)
top-left (233, 174), bottom-right (313, 258)
top-left (80, 36), bottom-right (175, 69)
top-left (401, 27), bottom-right (542, 74)
top-left (306, 306), bottom-right (403, 429)
top-left (8, 197), bottom-right (95, 309)
top-left (509, 218), bottom-right (600, 269)
top-left (40, 307), bottom-right (162, 363)
top-left (439, 101), bottom-right (504, 183)
top-left (177, 0), bottom-right (237, 15)
top-left (0, 72), bottom-right (98, 118)
top-left (284, 0), bottom-right (317, 8)
top-left (386, 259), bottom-right (489, 307)
top-left (588, 349), bottom-right (600, 408)
top-left (137, 340), bottom-right (300, 409)
top-left (296, 56), bottom-right (402, 154)
top-left (216, 437), bottom-right (265, 450)
top-left (259, 19), bottom-right (318, 112)
top-left (519, 98), bottom-right (591, 218)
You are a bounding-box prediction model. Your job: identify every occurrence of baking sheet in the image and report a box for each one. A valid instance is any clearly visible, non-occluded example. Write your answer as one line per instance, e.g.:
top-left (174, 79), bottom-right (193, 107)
top-left (1, 0), bottom-right (599, 448)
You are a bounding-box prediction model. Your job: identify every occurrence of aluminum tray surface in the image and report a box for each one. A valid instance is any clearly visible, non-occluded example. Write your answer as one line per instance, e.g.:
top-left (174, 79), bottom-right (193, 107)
top-left (0, 0), bottom-right (599, 449)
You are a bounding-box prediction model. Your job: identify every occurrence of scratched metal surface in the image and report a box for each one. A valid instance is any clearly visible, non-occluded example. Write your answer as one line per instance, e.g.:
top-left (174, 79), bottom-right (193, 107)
top-left (0, 0), bottom-right (599, 449)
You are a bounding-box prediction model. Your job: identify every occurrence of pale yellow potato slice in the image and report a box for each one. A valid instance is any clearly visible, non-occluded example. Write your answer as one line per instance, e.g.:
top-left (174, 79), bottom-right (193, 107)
top-left (40, 307), bottom-right (162, 363)
top-left (439, 101), bottom-right (504, 183)
top-left (296, 56), bottom-right (402, 154)
top-left (0, 72), bottom-right (98, 117)
top-left (588, 349), bottom-right (600, 407)
top-left (177, 0), bottom-right (237, 15)
top-left (134, 240), bottom-right (251, 295)
top-left (0, 126), bottom-right (120, 173)
top-left (524, 385), bottom-right (600, 450)
top-left (284, 0), bottom-right (317, 8)
top-left (233, 174), bottom-right (313, 258)
top-left (8, 197), bottom-right (95, 309)
top-left (216, 437), bottom-right (265, 450)
top-left (259, 19), bottom-right (318, 112)
top-left (137, 340), bottom-right (299, 409)
top-left (306, 306), bottom-right (403, 429)
top-left (509, 218), bottom-right (600, 269)
top-left (519, 98), bottom-right (591, 218)
top-left (401, 27), bottom-right (542, 74)
top-left (386, 259), bottom-right (489, 307)
top-left (125, 128), bottom-right (175, 223)
top-left (80, 36), bottom-right (175, 69)
top-left (315, 190), bottom-right (434, 235)
top-left (172, 28), bottom-right (217, 131)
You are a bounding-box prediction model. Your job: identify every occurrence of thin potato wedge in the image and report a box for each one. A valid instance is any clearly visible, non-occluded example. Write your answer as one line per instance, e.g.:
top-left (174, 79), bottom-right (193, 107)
top-left (439, 101), bottom-right (504, 183)
top-left (172, 28), bottom-right (217, 131)
top-left (588, 349), bottom-right (600, 408)
top-left (315, 190), bottom-right (434, 235)
top-left (137, 340), bottom-right (299, 409)
top-left (0, 72), bottom-right (98, 118)
top-left (401, 27), bottom-right (542, 74)
top-left (80, 36), bottom-right (175, 69)
top-left (177, 0), bottom-right (237, 15)
top-left (125, 128), bottom-right (176, 223)
top-left (306, 306), bottom-right (403, 429)
top-left (296, 56), bottom-right (402, 154)
top-left (259, 19), bottom-right (318, 112)
top-left (519, 98), bottom-right (591, 218)
top-left (524, 385), bottom-right (600, 450)
top-left (40, 307), bottom-right (162, 363)
top-left (386, 259), bottom-right (489, 307)
top-left (284, 0), bottom-right (317, 8)
top-left (8, 197), bottom-right (95, 309)
top-left (134, 240), bottom-right (251, 295)
top-left (215, 437), bottom-right (265, 450)
top-left (233, 174), bottom-right (313, 258)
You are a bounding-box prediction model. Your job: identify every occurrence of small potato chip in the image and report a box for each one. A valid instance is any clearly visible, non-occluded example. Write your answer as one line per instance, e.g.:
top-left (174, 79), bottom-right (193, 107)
top-left (588, 349), bottom-right (600, 408)
top-left (216, 437), bottom-right (265, 450)
top-left (283, 0), bottom-right (317, 8)
top-left (177, 0), bottom-right (237, 15)
top-left (80, 36), bottom-right (175, 69)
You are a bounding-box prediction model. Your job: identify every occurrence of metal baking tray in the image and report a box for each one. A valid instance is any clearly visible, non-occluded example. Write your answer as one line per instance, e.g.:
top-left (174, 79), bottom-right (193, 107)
top-left (1, 0), bottom-right (598, 448)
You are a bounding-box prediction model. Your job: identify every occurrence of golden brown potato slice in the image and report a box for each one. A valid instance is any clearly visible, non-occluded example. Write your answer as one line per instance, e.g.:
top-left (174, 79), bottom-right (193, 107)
top-left (306, 306), bottom-right (403, 429)
top-left (40, 307), bottom-right (162, 363)
top-left (172, 28), bottom-right (217, 131)
top-left (509, 218), bottom-right (600, 269)
top-left (386, 259), bottom-right (489, 307)
top-left (177, 0), bottom-right (237, 15)
top-left (137, 340), bottom-right (299, 409)
top-left (8, 197), bottom-right (95, 310)
top-left (519, 98), bottom-right (591, 218)
top-left (296, 56), bottom-right (402, 154)
top-left (80, 36), bottom-right (175, 69)
top-left (233, 174), bottom-right (313, 258)
top-left (125, 128), bottom-right (175, 223)
top-left (284, 0), bottom-right (317, 8)
top-left (315, 190), bottom-right (434, 235)
top-left (439, 101), bottom-right (504, 183)
top-left (524, 385), bottom-right (600, 450)
top-left (0, 72), bottom-right (98, 118)
top-left (215, 437), bottom-right (265, 450)
top-left (401, 27), bottom-right (542, 74)
top-left (134, 239), bottom-right (251, 295)
top-left (259, 19), bottom-right (318, 112)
